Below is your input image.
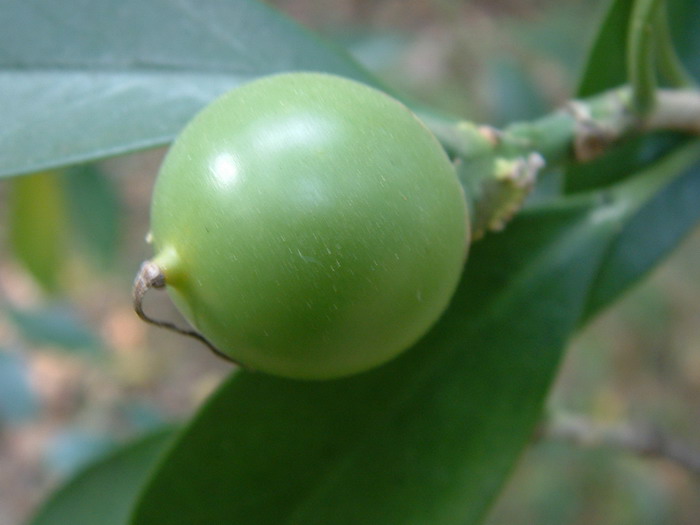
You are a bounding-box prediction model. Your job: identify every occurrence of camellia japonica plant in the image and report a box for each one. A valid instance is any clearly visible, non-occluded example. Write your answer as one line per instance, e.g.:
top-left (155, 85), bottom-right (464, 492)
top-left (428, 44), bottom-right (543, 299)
top-left (2, 0), bottom-right (700, 524)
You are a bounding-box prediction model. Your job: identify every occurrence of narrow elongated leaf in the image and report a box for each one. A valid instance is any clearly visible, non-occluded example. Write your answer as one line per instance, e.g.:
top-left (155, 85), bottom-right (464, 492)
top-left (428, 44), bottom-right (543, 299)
top-left (565, 132), bottom-right (688, 192)
top-left (576, 0), bottom-right (633, 98)
top-left (583, 141), bottom-right (700, 318)
top-left (567, 0), bottom-right (700, 317)
top-left (0, 0), bottom-right (378, 178)
top-left (128, 108), bottom-right (700, 522)
top-left (8, 172), bottom-right (67, 292)
top-left (30, 428), bottom-right (175, 525)
top-left (63, 165), bottom-right (121, 267)
top-left (668, 0), bottom-right (700, 77)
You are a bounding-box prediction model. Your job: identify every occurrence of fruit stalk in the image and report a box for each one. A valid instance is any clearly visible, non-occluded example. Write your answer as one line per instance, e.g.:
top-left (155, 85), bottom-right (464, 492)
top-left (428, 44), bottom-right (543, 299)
top-left (132, 260), bottom-right (240, 365)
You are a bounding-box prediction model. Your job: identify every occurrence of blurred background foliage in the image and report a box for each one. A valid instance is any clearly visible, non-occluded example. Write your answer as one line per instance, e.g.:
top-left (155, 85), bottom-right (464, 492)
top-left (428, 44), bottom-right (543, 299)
top-left (0, 0), bottom-right (698, 524)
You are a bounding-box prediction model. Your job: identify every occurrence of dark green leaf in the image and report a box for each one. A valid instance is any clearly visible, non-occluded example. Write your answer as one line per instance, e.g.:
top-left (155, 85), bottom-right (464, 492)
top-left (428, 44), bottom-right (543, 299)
top-left (129, 179), bottom-right (662, 524)
top-left (128, 110), bottom-right (700, 523)
top-left (0, 0), bottom-right (379, 178)
top-left (62, 165), bottom-right (121, 267)
top-left (565, 132), bottom-right (688, 192)
top-left (667, 0), bottom-right (700, 79)
top-left (576, 0), bottom-right (634, 98)
top-left (566, 0), bottom-right (700, 323)
top-left (582, 140), bottom-right (700, 318)
top-left (8, 172), bottom-right (67, 292)
top-left (30, 428), bottom-right (175, 525)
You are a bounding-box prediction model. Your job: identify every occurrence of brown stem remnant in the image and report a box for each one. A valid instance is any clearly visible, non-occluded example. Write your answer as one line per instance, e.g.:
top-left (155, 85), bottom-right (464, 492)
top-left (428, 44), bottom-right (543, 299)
top-left (132, 260), bottom-right (240, 366)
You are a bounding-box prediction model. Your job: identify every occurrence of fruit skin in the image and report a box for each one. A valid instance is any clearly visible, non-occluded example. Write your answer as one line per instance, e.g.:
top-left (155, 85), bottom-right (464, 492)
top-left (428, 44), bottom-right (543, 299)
top-left (149, 72), bottom-right (469, 380)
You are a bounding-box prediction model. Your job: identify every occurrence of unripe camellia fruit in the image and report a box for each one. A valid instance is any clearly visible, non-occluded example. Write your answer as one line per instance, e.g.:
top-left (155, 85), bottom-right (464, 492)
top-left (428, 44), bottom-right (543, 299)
top-left (145, 72), bottom-right (469, 380)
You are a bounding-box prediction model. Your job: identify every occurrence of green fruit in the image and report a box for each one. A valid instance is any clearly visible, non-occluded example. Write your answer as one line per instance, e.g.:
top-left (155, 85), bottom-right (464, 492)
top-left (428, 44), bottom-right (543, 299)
top-left (148, 72), bottom-right (469, 380)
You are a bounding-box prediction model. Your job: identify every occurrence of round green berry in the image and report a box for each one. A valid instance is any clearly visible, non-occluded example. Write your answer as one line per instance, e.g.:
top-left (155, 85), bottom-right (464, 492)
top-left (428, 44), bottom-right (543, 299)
top-left (148, 72), bottom-right (469, 380)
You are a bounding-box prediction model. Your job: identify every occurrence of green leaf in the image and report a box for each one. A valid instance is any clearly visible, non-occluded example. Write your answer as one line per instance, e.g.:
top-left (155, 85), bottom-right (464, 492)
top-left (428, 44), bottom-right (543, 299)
top-left (565, 131), bottom-right (688, 192)
top-left (8, 172), bottom-right (67, 292)
top-left (30, 428), bottom-right (175, 525)
top-left (62, 165), bottom-right (121, 267)
top-left (576, 0), bottom-right (634, 98)
top-left (667, 0), bottom-right (700, 79)
top-left (654, 2), bottom-right (696, 87)
top-left (582, 140), bottom-right (700, 318)
top-left (0, 0), bottom-right (379, 179)
top-left (566, 0), bottom-right (700, 323)
top-left (129, 176), bottom-right (669, 524)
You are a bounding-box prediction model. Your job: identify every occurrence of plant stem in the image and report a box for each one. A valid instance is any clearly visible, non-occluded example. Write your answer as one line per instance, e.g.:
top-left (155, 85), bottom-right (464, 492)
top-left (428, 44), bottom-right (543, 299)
top-left (540, 412), bottom-right (700, 478)
top-left (423, 85), bottom-right (700, 238)
top-left (646, 89), bottom-right (700, 133)
top-left (430, 86), bottom-right (700, 165)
